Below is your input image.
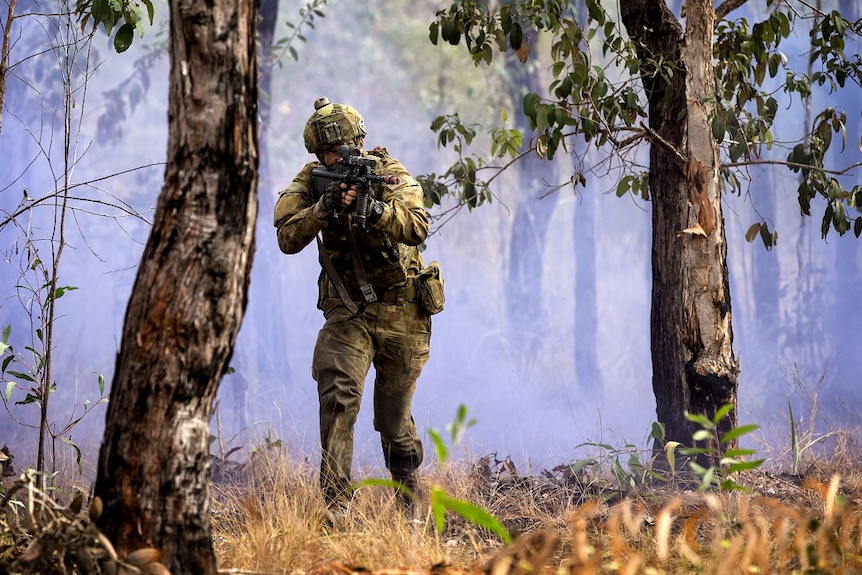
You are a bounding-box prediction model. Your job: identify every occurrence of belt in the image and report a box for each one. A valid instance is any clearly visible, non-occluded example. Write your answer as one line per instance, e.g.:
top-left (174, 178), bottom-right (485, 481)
top-left (377, 283), bottom-right (418, 305)
top-left (324, 279), bottom-right (417, 305)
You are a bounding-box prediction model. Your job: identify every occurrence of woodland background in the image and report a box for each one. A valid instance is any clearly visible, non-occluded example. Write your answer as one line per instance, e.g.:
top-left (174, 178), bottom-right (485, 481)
top-left (1, 0), bottom-right (860, 485)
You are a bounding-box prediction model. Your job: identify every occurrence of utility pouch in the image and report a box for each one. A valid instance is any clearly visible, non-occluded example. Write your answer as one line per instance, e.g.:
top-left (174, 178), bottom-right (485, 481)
top-left (316, 272), bottom-right (328, 310)
top-left (416, 261), bottom-right (445, 315)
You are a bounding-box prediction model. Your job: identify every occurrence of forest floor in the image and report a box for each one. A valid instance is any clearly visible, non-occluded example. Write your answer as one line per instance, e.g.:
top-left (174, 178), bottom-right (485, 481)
top-left (208, 445), bottom-right (862, 575)
top-left (1, 443), bottom-right (860, 574)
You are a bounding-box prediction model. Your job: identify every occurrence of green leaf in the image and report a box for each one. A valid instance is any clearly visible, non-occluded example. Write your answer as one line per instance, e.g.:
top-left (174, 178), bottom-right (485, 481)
top-left (700, 466), bottom-right (716, 489)
top-left (616, 175), bottom-right (632, 197)
top-left (768, 53), bottom-right (780, 78)
top-left (711, 115), bottom-right (725, 143)
top-left (429, 428), bottom-right (448, 463)
top-left (664, 441), bottom-right (680, 470)
top-left (523, 92), bottom-right (540, 120)
top-left (500, 6), bottom-right (512, 33)
top-left (54, 285), bottom-right (79, 299)
top-left (724, 460), bottom-right (764, 473)
top-left (92, 0), bottom-right (110, 26)
top-left (760, 221), bottom-right (775, 250)
top-left (5, 381), bottom-right (15, 402)
top-left (821, 204), bottom-right (833, 238)
top-left (730, 141), bottom-right (747, 162)
top-left (713, 404), bottom-right (734, 425)
top-left (114, 23), bottom-right (134, 52)
top-left (17, 392), bottom-right (40, 405)
top-left (510, 22), bottom-right (523, 50)
top-left (754, 61), bottom-right (766, 85)
top-left (569, 457), bottom-right (596, 475)
top-left (430, 487), bottom-right (447, 532)
top-left (61, 436), bottom-right (84, 474)
top-left (684, 411), bottom-right (713, 428)
top-left (352, 477), bottom-right (409, 496)
top-left (692, 429), bottom-right (712, 442)
top-left (720, 423), bottom-right (759, 444)
top-left (437, 492), bottom-right (511, 543)
top-left (723, 448), bottom-right (756, 458)
top-left (650, 421), bottom-right (665, 444)
top-left (142, 0), bottom-right (155, 24)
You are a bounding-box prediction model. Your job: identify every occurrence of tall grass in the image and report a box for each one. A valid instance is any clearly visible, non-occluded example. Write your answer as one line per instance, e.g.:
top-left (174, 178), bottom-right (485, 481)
top-left (211, 445), bottom-right (862, 574)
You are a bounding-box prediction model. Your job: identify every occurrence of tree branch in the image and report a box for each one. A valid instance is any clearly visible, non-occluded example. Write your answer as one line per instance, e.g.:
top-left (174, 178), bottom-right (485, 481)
top-left (715, 0), bottom-right (748, 21)
top-left (0, 0), bottom-right (18, 141)
top-left (722, 158), bottom-right (862, 176)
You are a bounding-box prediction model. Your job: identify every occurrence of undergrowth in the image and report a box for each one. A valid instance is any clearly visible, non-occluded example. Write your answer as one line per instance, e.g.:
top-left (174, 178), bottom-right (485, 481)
top-left (209, 443), bottom-right (862, 574)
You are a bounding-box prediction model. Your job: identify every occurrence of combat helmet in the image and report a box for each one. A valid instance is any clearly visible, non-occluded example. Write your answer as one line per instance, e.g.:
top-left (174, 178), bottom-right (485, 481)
top-left (303, 97), bottom-right (367, 153)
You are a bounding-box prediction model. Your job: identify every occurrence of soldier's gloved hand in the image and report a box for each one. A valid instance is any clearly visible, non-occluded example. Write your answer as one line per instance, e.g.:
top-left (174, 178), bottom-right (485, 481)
top-left (316, 181), bottom-right (343, 213)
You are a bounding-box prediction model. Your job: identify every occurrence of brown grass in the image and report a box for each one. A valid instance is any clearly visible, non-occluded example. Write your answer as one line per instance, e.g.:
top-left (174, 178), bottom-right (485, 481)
top-left (211, 449), bottom-right (862, 575)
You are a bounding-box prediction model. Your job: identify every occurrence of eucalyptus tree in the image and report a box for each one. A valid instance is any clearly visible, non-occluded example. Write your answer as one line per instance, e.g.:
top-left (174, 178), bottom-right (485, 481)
top-left (424, 0), bottom-right (862, 461)
top-left (88, 0), bottom-right (258, 573)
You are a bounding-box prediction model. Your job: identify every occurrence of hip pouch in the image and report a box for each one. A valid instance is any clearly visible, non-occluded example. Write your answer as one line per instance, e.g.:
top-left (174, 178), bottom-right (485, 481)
top-left (416, 261), bottom-right (445, 315)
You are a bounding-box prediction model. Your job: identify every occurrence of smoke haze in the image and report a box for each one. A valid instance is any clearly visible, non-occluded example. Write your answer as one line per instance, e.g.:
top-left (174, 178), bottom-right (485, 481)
top-left (1, 0), bottom-right (860, 482)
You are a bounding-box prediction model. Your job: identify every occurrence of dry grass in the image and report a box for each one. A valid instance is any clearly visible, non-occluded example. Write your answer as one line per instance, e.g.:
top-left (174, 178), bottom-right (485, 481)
top-left (211, 449), bottom-right (862, 575)
top-left (2, 443), bottom-right (860, 574)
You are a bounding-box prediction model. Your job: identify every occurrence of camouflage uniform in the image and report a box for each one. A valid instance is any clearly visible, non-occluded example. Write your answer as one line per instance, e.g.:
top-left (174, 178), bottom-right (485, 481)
top-left (273, 147), bottom-right (431, 509)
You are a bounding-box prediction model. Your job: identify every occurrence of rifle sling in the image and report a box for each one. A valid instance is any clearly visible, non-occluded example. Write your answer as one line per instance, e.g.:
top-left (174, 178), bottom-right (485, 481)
top-left (348, 227), bottom-right (378, 310)
top-left (315, 230), bottom-right (377, 318)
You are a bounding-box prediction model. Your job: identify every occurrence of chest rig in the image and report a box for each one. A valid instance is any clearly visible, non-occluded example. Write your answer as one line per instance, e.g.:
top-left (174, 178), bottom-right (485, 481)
top-left (310, 157), bottom-right (408, 314)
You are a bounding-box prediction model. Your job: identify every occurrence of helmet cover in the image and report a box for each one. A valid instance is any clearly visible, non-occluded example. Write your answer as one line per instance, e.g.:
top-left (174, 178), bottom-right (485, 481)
top-left (303, 97), bottom-right (367, 153)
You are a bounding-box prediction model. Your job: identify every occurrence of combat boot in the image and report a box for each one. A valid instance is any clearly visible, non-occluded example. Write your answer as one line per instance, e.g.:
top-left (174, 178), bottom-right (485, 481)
top-left (393, 470), bottom-right (420, 520)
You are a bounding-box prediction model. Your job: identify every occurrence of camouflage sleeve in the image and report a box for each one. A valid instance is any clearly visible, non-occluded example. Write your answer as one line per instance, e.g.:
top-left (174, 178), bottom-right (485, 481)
top-left (369, 153), bottom-right (429, 246)
top-left (273, 162), bottom-right (328, 254)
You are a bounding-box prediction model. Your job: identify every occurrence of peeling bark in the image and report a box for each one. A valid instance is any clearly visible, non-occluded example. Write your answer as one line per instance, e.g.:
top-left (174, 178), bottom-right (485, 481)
top-left (94, 0), bottom-right (259, 572)
top-left (620, 0), bottom-right (739, 462)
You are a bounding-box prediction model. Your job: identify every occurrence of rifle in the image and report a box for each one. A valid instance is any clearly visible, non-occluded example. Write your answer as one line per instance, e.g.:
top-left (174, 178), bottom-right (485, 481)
top-left (311, 145), bottom-right (400, 229)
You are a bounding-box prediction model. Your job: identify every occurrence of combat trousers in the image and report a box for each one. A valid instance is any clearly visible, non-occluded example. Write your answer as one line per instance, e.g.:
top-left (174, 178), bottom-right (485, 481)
top-left (312, 295), bottom-right (431, 508)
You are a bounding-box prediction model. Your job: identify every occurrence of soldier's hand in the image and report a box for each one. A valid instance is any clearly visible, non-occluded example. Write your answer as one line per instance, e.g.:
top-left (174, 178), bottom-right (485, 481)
top-left (341, 185), bottom-right (359, 212)
top-left (317, 181), bottom-right (344, 213)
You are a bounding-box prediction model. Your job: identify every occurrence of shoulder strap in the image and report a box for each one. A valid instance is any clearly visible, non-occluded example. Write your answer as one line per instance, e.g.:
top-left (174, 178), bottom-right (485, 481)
top-left (348, 228), bottom-right (377, 310)
top-left (315, 231), bottom-right (377, 318)
top-left (316, 236), bottom-right (359, 316)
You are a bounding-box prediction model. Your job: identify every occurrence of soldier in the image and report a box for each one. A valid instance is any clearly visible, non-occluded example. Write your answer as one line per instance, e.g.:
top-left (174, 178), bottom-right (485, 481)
top-left (273, 98), bottom-right (443, 523)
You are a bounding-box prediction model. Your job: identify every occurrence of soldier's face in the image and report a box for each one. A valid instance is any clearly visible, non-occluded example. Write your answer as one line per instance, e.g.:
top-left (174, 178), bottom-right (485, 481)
top-left (319, 139), bottom-right (356, 167)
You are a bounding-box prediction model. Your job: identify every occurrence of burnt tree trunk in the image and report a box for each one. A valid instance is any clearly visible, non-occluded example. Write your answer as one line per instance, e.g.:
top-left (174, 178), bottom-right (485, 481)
top-left (94, 0), bottom-right (258, 572)
top-left (620, 0), bottom-right (738, 463)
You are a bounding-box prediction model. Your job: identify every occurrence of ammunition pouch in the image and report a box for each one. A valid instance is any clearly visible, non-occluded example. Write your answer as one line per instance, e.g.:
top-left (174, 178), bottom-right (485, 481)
top-left (415, 261), bottom-right (445, 315)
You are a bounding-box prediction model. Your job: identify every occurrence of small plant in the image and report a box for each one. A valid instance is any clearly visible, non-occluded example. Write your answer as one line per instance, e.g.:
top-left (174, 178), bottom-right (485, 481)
top-left (426, 404), bottom-right (511, 543)
top-left (355, 404), bottom-right (511, 543)
top-left (667, 404), bottom-right (764, 491)
top-left (569, 422), bottom-right (668, 494)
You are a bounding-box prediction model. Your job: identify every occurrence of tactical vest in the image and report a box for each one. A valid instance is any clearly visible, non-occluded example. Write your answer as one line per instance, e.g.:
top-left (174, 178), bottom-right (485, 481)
top-left (311, 152), bottom-right (410, 295)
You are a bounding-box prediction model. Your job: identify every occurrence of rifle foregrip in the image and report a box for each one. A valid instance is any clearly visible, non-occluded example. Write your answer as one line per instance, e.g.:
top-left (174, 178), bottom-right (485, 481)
top-left (353, 189), bottom-right (370, 229)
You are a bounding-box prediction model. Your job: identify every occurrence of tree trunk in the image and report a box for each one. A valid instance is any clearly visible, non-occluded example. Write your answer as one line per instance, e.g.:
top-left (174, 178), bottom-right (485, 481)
top-left (620, 0), bottom-right (738, 462)
top-left (94, 0), bottom-right (258, 572)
